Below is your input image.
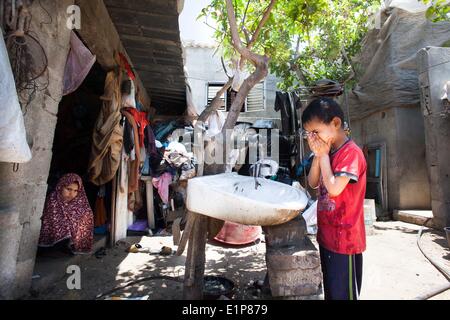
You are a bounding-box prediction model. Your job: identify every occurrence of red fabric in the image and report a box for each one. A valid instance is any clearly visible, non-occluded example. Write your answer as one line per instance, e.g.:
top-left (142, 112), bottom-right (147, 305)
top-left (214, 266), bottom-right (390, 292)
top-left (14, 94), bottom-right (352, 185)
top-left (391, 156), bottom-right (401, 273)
top-left (123, 107), bottom-right (148, 147)
top-left (317, 140), bottom-right (367, 255)
top-left (38, 174), bottom-right (94, 254)
top-left (121, 110), bottom-right (141, 194)
top-left (119, 53), bottom-right (135, 80)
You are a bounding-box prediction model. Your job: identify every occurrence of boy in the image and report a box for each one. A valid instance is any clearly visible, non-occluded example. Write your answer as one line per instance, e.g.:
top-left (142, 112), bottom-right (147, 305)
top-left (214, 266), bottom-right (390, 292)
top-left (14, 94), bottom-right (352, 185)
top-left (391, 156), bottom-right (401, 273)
top-left (301, 98), bottom-right (367, 300)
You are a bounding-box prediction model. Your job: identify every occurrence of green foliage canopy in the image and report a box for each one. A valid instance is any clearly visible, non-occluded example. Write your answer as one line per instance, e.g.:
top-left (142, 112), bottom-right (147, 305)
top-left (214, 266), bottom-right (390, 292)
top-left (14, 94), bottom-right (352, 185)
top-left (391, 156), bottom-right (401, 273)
top-left (199, 0), bottom-right (382, 90)
top-left (420, 0), bottom-right (450, 22)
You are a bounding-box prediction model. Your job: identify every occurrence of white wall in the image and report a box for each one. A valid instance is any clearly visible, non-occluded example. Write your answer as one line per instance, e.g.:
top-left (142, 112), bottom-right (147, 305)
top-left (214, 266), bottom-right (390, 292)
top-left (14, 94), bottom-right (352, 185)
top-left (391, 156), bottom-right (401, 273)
top-left (184, 45), bottom-right (281, 126)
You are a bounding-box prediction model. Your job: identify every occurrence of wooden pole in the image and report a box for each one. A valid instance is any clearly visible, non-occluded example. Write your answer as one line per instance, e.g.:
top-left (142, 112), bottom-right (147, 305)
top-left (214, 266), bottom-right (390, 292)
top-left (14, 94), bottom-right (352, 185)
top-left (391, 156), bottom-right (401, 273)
top-left (140, 176), bottom-right (155, 229)
top-left (183, 213), bottom-right (208, 300)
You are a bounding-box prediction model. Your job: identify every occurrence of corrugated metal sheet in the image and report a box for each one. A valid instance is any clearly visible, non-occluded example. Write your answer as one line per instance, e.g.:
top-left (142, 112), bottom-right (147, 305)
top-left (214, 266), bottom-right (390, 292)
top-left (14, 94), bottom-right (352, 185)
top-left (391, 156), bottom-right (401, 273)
top-left (104, 0), bottom-right (186, 115)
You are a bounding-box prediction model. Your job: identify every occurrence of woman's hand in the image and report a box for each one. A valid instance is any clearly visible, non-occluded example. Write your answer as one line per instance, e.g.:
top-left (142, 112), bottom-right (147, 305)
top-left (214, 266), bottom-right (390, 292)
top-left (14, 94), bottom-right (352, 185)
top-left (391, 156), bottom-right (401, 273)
top-left (307, 134), bottom-right (332, 158)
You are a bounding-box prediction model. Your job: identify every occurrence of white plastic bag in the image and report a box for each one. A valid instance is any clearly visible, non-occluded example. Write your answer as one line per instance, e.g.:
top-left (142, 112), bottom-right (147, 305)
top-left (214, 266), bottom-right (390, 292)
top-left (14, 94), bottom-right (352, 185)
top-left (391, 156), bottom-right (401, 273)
top-left (384, 0), bottom-right (430, 13)
top-left (441, 80), bottom-right (450, 101)
top-left (231, 67), bottom-right (249, 91)
top-left (206, 110), bottom-right (226, 138)
top-left (121, 79), bottom-right (136, 108)
top-left (0, 28), bottom-right (32, 163)
top-left (302, 201), bottom-right (318, 235)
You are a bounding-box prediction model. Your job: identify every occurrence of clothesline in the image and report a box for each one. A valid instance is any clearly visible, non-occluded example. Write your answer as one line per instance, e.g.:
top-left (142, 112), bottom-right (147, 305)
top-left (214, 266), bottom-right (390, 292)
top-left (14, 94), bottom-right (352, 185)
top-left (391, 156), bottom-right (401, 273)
top-left (186, 75), bottom-right (346, 95)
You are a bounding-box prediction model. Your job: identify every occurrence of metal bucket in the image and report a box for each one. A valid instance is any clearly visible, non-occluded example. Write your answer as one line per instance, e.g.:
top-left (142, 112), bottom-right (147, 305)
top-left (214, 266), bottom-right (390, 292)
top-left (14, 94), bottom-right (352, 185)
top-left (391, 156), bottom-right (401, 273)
top-left (203, 276), bottom-right (235, 300)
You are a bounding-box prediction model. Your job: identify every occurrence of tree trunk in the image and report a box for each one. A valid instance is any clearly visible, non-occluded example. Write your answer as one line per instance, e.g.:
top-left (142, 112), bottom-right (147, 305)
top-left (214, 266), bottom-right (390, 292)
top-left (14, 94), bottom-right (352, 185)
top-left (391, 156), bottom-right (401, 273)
top-left (182, 0), bottom-right (275, 300)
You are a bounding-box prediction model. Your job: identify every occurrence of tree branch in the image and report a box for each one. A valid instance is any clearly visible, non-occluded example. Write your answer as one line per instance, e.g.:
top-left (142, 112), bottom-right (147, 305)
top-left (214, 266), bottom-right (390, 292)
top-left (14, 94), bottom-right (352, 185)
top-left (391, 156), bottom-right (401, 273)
top-left (248, 0), bottom-right (276, 50)
top-left (226, 0), bottom-right (273, 71)
top-left (243, 27), bottom-right (251, 45)
top-left (241, 0), bottom-right (251, 30)
top-left (200, 0), bottom-right (274, 175)
top-left (222, 0), bottom-right (272, 131)
top-left (221, 56), bottom-right (232, 78)
top-left (294, 35), bottom-right (301, 60)
top-left (341, 47), bottom-right (356, 83)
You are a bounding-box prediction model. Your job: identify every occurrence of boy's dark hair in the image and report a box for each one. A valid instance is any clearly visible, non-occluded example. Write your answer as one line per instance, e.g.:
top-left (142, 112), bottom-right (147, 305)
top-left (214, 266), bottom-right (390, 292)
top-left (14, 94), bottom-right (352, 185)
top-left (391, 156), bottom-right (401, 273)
top-left (301, 97), bottom-right (345, 125)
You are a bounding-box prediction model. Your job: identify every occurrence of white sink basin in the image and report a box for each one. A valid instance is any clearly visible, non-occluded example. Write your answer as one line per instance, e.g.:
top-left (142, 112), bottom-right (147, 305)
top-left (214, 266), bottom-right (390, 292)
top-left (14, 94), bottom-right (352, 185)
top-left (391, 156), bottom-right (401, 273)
top-left (186, 173), bottom-right (308, 226)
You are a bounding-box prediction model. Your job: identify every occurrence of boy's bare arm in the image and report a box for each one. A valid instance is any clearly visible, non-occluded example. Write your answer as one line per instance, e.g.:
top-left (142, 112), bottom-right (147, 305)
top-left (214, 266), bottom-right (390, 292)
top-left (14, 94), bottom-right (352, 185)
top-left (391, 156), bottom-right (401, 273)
top-left (308, 156), bottom-right (321, 189)
top-left (319, 154), bottom-right (351, 197)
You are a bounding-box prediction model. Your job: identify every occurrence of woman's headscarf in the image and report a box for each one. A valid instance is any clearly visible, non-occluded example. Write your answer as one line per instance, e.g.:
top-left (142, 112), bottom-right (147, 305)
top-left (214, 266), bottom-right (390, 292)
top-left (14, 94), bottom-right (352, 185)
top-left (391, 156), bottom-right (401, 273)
top-left (39, 173), bottom-right (94, 253)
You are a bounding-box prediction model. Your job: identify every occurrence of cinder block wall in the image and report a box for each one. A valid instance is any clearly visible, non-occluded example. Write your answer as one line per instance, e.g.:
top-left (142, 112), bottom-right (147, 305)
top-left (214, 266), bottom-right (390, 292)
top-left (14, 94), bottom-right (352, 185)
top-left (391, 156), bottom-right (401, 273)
top-left (418, 46), bottom-right (450, 229)
top-left (0, 0), bottom-right (74, 299)
top-left (351, 106), bottom-right (431, 213)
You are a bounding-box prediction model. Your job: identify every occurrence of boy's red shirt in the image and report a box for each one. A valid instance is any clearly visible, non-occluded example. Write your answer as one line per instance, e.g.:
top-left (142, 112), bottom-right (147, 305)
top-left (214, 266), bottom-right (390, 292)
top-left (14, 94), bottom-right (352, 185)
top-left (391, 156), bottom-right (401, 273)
top-left (317, 139), bottom-right (367, 255)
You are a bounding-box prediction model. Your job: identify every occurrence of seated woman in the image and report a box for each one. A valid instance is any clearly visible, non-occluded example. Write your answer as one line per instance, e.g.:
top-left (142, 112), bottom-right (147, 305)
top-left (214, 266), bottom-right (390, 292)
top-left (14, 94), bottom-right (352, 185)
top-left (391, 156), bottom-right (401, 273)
top-left (38, 173), bottom-right (94, 255)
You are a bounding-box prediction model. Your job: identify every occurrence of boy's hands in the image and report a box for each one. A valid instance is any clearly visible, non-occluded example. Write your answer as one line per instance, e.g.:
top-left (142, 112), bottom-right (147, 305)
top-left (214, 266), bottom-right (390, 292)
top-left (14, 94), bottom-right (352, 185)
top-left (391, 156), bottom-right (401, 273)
top-left (307, 134), bottom-right (332, 157)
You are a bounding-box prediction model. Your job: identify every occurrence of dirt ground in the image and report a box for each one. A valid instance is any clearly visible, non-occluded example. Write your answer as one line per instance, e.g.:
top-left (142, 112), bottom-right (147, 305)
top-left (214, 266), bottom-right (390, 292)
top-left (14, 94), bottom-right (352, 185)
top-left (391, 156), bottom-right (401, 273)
top-left (27, 221), bottom-right (450, 300)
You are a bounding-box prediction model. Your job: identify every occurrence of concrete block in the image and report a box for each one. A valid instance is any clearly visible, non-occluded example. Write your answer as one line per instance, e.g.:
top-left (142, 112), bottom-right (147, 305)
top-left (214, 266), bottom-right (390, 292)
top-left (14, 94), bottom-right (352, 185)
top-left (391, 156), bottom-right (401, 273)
top-left (266, 244), bottom-right (320, 271)
top-left (431, 200), bottom-right (450, 229)
top-left (364, 199), bottom-right (376, 222)
top-left (267, 267), bottom-right (322, 297)
top-left (263, 216), bottom-right (307, 248)
top-left (393, 210), bottom-right (434, 227)
top-left (265, 235), bottom-right (322, 298)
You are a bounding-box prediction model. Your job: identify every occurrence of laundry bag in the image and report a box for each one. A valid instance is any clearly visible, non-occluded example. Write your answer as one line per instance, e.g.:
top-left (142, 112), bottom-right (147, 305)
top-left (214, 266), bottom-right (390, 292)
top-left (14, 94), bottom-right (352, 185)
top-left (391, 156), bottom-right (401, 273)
top-left (0, 28), bottom-right (32, 163)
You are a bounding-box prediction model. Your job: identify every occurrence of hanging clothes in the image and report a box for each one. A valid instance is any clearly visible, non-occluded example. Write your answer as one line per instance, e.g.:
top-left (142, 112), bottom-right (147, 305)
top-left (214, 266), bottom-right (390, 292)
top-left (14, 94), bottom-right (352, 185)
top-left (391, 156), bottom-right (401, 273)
top-left (88, 70), bottom-right (123, 186)
top-left (123, 117), bottom-right (135, 156)
top-left (94, 192), bottom-right (107, 228)
top-left (121, 109), bottom-right (141, 194)
top-left (122, 107), bottom-right (149, 148)
top-left (274, 91), bottom-right (302, 136)
top-left (141, 125), bottom-right (159, 176)
top-left (274, 92), bottom-right (292, 136)
top-left (154, 120), bottom-right (178, 141)
top-left (145, 126), bottom-right (157, 157)
top-left (128, 182), bottom-right (144, 212)
top-left (118, 53), bottom-right (136, 81)
top-left (152, 172), bottom-right (172, 204)
top-left (121, 79), bottom-right (136, 109)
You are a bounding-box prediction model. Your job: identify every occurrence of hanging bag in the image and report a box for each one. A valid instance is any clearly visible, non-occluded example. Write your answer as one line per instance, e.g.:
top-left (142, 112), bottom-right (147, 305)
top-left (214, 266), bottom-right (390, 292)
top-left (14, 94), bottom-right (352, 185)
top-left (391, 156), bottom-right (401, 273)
top-left (0, 27), bottom-right (31, 163)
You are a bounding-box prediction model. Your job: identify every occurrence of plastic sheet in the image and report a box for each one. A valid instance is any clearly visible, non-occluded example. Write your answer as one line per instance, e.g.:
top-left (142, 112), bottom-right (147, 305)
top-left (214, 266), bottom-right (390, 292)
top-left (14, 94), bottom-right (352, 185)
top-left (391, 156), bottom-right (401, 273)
top-left (302, 201), bottom-right (318, 235)
top-left (205, 110), bottom-right (225, 138)
top-left (348, 8), bottom-right (450, 120)
top-left (0, 27), bottom-right (31, 163)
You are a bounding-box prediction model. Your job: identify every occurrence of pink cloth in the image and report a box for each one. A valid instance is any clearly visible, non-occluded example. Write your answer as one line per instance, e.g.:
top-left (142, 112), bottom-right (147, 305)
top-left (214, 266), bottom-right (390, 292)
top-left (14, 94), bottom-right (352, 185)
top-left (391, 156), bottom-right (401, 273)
top-left (38, 174), bottom-right (94, 254)
top-left (63, 31), bottom-right (96, 96)
top-left (152, 172), bottom-right (172, 204)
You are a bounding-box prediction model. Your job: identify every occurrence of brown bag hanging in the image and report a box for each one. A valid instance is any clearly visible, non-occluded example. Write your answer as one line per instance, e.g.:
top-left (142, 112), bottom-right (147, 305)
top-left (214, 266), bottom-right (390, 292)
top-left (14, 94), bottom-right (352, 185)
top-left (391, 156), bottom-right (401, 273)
top-left (94, 195), bottom-right (107, 227)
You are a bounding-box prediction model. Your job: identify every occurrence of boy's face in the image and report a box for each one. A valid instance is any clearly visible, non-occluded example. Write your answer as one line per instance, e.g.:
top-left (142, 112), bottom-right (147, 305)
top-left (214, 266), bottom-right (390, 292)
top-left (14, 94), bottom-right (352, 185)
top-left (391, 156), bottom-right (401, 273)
top-left (303, 117), bottom-right (342, 144)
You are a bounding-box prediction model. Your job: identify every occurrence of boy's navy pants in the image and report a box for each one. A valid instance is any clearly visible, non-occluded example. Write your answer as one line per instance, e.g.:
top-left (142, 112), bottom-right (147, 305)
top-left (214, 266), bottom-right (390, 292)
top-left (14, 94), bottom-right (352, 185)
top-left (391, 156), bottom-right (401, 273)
top-left (319, 245), bottom-right (363, 300)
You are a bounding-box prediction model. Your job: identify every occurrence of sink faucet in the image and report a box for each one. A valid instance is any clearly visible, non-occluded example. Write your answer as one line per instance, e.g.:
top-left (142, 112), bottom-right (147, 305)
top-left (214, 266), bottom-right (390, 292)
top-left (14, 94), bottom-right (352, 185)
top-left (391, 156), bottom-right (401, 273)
top-left (253, 164), bottom-right (262, 190)
top-left (253, 139), bottom-right (264, 190)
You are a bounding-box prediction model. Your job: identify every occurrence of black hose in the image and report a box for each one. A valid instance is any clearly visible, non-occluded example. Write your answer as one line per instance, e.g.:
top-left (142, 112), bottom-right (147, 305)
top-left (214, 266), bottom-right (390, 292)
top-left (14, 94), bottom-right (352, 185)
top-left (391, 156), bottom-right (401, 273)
top-left (95, 275), bottom-right (183, 300)
top-left (415, 218), bottom-right (450, 300)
